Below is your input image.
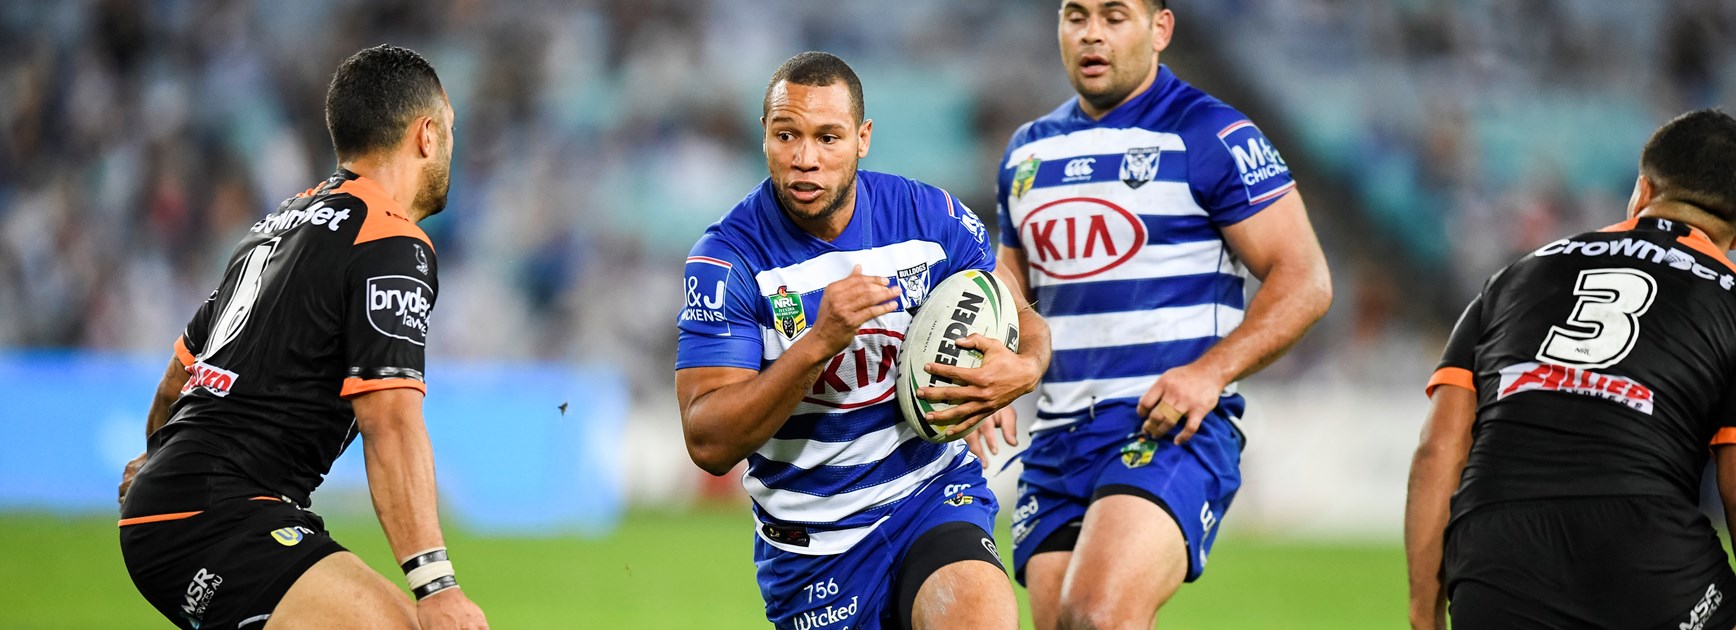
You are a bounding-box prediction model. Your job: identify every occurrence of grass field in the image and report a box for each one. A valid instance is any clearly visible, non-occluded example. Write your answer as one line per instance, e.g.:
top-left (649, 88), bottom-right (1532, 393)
top-left (0, 507), bottom-right (1405, 628)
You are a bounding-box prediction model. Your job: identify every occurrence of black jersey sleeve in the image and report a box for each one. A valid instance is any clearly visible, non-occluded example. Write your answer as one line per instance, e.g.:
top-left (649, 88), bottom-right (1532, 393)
top-left (174, 289), bottom-right (220, 366)
top-left (1428, 293), bottom-right (1485, 397)
top-left (340, 224), bottom-right (436, 399)
top-left (1712, 386), bottom-right (1736, 447)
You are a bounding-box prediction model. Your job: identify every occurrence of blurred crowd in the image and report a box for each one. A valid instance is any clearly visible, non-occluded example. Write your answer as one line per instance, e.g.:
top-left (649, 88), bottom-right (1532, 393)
top-left (3, 0), bottom-right (1727, 397)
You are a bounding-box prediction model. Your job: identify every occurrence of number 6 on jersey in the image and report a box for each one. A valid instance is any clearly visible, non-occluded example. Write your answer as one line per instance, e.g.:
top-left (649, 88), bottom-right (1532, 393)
top-left (1537, 267), bottom-right (1657, 369)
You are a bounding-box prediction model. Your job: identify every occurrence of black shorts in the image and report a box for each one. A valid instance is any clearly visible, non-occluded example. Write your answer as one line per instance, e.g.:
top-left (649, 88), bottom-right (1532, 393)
top-left (119, 496), bottom-right (346, 630)
top-left (1445, 495), bottom-right (1736, 630)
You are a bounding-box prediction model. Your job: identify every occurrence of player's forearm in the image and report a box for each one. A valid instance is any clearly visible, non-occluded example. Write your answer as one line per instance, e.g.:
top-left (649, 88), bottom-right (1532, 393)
top-left (1404, 441), bottom-right (1461, 629)
top-left (1013, 305), bottom-right (1051, 375)
top-left (361, 413), bottom-right (448, 563)
top-left (683, 337), bottom-right (831, 475)
top-left (1194, 257), bottom-right (1331, 383)
top-left (144, 357), bottom-right (191, 436)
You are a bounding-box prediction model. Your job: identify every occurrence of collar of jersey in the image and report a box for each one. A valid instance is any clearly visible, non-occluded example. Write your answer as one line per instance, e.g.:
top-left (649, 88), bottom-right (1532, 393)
top-left (1604, 216), bottom-right (1736, 272)
top-left (759, 173), bottom-right (871, 251)
top-left (1070, 64), bottom-right (1178, 126)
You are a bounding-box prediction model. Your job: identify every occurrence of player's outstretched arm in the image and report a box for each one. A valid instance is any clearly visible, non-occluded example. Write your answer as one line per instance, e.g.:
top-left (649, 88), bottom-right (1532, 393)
top-left (352, 388), bottom-right (488, 630)
top-left (1405, 385), bottom-right (1475, 630)
top-left (677, 266), bottom-right (901, 476)
top-left (1139, 191), bottom-right (1332, 443)
top-left (1715, 446), bottom-right (1736, 547)
top-left (119, 356), bottom-right (191, 506)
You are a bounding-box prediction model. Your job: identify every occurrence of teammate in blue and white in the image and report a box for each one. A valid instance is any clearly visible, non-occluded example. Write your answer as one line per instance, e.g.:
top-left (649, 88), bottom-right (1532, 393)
top-left (674, 52), bottom-right (1052, 630)
top-left (974, 1), bottom-right (1333, 627)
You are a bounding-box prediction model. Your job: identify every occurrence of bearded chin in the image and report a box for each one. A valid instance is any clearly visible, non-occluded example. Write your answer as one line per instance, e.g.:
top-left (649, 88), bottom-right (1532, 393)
top-left (415, 162), bottom-right (450, 218)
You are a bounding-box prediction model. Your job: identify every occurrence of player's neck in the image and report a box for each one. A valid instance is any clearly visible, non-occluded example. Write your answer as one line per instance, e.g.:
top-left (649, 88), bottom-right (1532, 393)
top-left (1638, 202), bottom-right (1735, 250)
top-left (1079, 59), bottom-right (1160, 120)
top-left (340, 158), bottom-right (423, 222)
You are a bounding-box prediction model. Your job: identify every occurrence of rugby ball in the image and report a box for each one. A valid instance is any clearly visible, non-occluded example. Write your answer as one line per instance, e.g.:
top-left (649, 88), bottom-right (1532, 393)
top-left (896, 269), bottom-right (1021, 443)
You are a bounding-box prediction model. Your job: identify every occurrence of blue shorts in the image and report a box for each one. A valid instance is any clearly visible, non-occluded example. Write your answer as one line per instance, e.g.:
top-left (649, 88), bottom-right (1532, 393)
top-left (755, 463), bottom-right (999, 630)
top-left (1010, 400), bottom-right (1244, 584)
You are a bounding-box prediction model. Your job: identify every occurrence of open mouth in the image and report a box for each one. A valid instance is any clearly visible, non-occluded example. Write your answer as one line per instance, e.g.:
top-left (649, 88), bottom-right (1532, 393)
top-left (1079, 54), bottom-right (1110, 78)
top-left (787, 181), bottom-right (824, 204)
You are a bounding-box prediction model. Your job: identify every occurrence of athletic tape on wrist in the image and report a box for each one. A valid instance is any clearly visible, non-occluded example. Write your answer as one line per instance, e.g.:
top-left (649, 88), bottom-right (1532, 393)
top-left (413, 575), bottom-right (459, 600)
top-left (401, 547), bottom-right (457, 598)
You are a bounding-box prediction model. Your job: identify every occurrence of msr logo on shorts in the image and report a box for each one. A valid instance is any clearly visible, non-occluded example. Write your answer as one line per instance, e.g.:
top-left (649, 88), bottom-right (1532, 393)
top-left (182, 568), bottom-right (223, 626)
top-left (1682, 582), bottom-right (1724, 630)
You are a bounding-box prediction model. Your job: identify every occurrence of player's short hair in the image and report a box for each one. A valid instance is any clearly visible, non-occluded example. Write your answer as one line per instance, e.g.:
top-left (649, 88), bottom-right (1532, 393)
top-left (1641, 109), bottom-right (1736, 223)
top-left (325, 44), bottom-right (445, 160)
top-left (763, 51), bottom-right (865, 125)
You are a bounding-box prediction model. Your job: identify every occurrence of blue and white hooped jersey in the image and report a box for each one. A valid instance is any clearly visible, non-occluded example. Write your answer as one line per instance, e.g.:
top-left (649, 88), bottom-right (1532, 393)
top-left (997, 65), bottom-right (1295, 434)
top-left (676, 171), bottom-right (994, 555)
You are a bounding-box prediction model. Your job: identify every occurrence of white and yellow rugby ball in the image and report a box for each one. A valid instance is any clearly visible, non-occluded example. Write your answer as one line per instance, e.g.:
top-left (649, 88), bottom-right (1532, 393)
top-left (896, 269), bottom-right (1021, 443)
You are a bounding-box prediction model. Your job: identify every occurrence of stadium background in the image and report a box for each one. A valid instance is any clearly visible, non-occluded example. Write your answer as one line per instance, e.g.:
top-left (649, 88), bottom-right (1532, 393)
top-left (2, 0), bottom-right (1732, 627)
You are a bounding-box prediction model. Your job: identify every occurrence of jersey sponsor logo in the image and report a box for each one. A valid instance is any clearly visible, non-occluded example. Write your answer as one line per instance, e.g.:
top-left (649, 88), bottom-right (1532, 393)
top-left (249, 201), bottom-right (352, 234)
top-left (896, 262), bottom-right (930, 309)
top-left (1120, 147), bottom-right (1161, 189)
top-left (269, 526), bottom-right (313, 546)
top-left (1018, 197), bottom-right (1146, 279)
top-left (1535, 236), bottom-right (1736, 290)
top-left (803, 328), bottom-right (903, 409)
top-left (414, 244), bottom-right (429, 275)
top-left (1010, 517), bottom-right (1039, 546)
top-left (768, 286), bottom-right (809, 341)
top-left (1011, 495), bottom-right (1040, 523)
top-left (366, 275), bottom-right (433, 346)
top-left (1496, 361), bottom-right (1655, 415)
top-left (182, 361), bottom-right (240, 397)
top-left (681, 256), bottom-right (732, 327)
top-left (1218, 121), bottom-right (1292, 204)
top-left (181, 568), bottom-right (223, 626)
top-left (1681, 582), bottom-right (1723, 630)
top-left (1011, 155), bottom-right (1041, 199)
top-left (762, 523), bottom-right (811, 547)
top-left (1120, 435), bottom-right (1157, 468)
top-left (792, 595), bottom-right (859, 630)
top-left (1063, 157), bottom-right (1096, 182)
top-left (943, 483), bottom-right (974, 496)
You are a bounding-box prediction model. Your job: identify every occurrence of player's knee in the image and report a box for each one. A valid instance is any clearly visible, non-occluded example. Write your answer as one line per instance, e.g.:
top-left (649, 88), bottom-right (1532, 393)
top-left (1056, 591), bottom-right (1143, 630)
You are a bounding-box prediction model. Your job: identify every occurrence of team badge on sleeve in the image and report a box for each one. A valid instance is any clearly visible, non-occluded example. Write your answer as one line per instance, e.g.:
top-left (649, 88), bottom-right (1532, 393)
top-left (1120, 147), bottom-right (1161, 189)
top-left (768, 286), bottom-right (808, 340)
top-left (1011, 156), bottom-right (1041, 199)
top-left (1217, 120), bottom-right (1294, 205)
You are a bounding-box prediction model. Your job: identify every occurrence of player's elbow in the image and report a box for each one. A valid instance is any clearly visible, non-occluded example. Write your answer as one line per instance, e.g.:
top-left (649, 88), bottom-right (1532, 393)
top-left (685, 436), bottom-right (742, 477)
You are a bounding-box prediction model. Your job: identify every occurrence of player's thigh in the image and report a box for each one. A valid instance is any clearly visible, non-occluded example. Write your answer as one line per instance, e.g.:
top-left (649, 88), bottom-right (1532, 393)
top-left (265, 551), bottom-right (415, 630)
top-left (911, 558), bottom-right (1017, 630)
top-left (1058, 494), bottom-right (1186, 630)
top-left (1024, 550), bottom-right (1072, 630)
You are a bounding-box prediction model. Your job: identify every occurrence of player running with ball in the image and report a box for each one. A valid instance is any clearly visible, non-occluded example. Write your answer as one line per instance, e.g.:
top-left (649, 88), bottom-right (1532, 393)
top-left (980, 1), bottom-right (1332, 628)
top-left (674, 52), bottom-right (1051, 629)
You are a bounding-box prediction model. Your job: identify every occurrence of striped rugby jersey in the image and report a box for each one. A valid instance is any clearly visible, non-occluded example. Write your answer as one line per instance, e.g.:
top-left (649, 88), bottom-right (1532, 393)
top-left (996, 65), bottom-right (1296, 434)
top-left (676, 171), bottom-right (994, 554)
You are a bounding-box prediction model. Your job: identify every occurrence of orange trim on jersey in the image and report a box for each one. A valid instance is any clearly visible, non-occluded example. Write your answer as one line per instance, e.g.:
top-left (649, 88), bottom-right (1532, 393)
top-left (249, 495), bottom-right (283, 502)
top-left (340, 377), bottom-right (428, 398)
top-left (173, 336), bottom-right (195, 367)
top-left (118, 510), bottom-right (202, 527)
top-left (335, 177), bottom-right (434, 251)
top-left (1676, 233), bottom-right (1736, 273)
top-left (1713, 428), bottom-right (1736, 446)
top-left (1598, 218), bottom-right (1641, 232)
top-left (1425, 367), bottom-right (1475, 397)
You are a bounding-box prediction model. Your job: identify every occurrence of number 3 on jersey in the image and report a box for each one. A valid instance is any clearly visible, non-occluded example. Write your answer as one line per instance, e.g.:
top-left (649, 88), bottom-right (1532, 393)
top-left (1537, 267), bottom-right (1657, 369)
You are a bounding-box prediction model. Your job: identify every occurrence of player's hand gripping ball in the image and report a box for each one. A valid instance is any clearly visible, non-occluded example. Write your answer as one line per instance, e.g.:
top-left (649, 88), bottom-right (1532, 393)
top-left (896, 270), bottom-right (1020, 443)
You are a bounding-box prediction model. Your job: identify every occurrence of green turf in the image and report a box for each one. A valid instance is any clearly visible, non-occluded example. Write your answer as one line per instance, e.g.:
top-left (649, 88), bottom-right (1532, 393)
top-left (0, 508), bottom-right (1404, 628)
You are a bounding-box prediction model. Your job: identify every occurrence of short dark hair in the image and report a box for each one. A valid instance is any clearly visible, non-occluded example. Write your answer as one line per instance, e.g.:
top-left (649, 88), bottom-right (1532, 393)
top-left (325, 44), bottom-right (445, 160)
top-left (763, 51), bottom-right (865, 125)
top-left (1641, 109), bottom-right (1736, 222)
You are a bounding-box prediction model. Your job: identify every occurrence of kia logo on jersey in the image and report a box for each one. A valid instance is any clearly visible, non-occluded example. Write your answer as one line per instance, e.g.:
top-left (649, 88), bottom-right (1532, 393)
top-left (1018, 197), bottom-right (1146, 279)
top-left (801, 328), bottom-right (904, 410)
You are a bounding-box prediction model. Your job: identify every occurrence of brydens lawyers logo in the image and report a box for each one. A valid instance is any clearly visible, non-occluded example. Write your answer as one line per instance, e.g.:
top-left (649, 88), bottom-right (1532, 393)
top-left (1497, 361), bottom-right (1655, 415)
top-left (366, 275), bottom-right (433, 346)
top-left (1018, 197), bottom-right (1146, 279)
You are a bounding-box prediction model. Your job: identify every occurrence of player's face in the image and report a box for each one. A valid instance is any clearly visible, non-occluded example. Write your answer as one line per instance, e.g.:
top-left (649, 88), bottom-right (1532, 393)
top-left (762, 81), bottom-right (872, 225)
top-left (414, 97), bottom-right (455, 218)
top-left (1058, 0), bottom-right (1171, 114)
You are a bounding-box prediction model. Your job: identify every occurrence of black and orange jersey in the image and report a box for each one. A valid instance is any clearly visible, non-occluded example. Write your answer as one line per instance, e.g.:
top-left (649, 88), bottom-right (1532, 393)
top-left (122, 169), bottom-right (436, 517)
top-left (1430, 216), bottom-right (1736, 521)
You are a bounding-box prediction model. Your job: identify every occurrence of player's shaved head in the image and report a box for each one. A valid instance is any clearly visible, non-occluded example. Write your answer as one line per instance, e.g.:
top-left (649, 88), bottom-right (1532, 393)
top-left (325, 44), bottom-right (447, 160)
top-left (764, 52), bottom-right (865, 125)
top-left (1641, 109), bottom-right (1736, 223)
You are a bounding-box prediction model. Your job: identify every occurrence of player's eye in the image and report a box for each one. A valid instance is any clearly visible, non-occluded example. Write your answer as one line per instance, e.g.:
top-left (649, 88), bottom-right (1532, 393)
top-left (819, 135), bottom-right (839, 144)
top-left (776, 131), bottom-right (794, 142)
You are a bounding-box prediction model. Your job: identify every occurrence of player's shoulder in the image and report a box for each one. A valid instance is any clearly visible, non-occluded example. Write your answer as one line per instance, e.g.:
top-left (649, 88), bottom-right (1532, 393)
top-left (318, 175), bottom-right (434, 253)
top-left (861, 171), bottom-right (963, 218)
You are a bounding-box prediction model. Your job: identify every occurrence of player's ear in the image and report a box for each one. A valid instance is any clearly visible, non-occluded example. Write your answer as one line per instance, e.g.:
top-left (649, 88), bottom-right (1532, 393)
top-left (416, 115), bottom-right (438, 159)
top-left (1627, 175), bottom-right (1653, 219)
top-left (1152, 8), bottom-right (1174, 54)
top-left (857, 119), bottom-right (873, 159)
